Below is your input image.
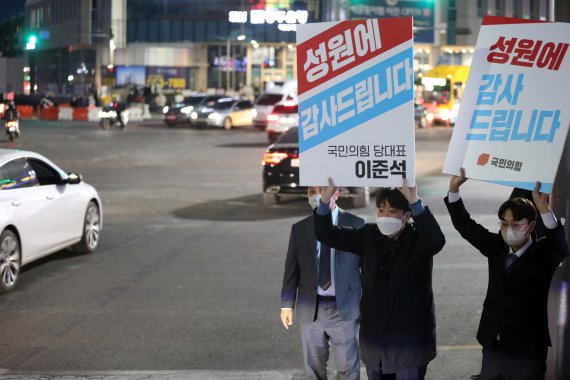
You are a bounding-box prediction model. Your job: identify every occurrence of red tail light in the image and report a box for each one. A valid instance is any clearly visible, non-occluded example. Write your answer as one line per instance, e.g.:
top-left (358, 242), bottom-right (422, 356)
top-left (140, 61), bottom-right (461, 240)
top-left (262, 152), bottom-right (288, 165)
top-left (262, 151), bottom-right (298, 165)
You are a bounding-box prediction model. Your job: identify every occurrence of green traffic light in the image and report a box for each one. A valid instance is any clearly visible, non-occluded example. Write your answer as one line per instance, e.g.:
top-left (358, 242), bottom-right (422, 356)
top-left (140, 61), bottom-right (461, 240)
top-left (26, 35), bottom-right (37, 50)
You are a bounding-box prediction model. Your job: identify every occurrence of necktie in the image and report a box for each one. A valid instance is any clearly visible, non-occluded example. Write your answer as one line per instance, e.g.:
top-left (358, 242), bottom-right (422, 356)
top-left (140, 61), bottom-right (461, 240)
top-left (505, 253), bottom-right (518, 271)
top-left (318, 243), bottom-right (332, 290)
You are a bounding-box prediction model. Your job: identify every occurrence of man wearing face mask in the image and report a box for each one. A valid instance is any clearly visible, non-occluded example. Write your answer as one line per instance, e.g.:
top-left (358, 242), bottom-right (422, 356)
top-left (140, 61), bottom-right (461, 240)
top-left (314, 178), bottom-right (446, 380)
top-left (445, 168), bottom-right (568, 380)
top-left (281, 186), bottom-right (365, 380)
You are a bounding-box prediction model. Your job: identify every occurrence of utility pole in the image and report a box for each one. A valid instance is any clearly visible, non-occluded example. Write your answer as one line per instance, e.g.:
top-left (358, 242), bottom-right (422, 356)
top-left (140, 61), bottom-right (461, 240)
top-left (25, 35), bottom-right (37, 95)
top-left (549, 1), bottom-right (570, 380)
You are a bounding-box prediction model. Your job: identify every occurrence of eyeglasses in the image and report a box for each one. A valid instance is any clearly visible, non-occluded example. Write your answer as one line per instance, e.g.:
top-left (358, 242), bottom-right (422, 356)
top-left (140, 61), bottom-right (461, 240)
top-left (498, 221), bottom-right (529, 231)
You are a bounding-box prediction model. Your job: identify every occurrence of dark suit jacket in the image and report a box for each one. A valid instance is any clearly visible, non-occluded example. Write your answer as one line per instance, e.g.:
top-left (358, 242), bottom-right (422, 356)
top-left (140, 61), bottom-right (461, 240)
top-left (314, 206), bottom-right (445, 373)
top-left (280, 208), bottom-right (365, 324)
top-left (445, 196), bottom-right (568, 355)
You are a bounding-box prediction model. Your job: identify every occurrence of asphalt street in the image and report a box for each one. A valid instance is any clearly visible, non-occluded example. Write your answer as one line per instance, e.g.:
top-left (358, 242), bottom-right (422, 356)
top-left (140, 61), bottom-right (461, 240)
top-left (0, 119), bottom-right (551, 379)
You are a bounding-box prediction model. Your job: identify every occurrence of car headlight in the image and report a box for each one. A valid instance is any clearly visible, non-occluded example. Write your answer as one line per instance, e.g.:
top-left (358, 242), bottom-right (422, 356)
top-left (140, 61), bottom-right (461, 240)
top-left (191, 111), bottom-right (198, 119)
top-left (181, 106), bottom-right (193, 114)
top-left (426, 112), bottom-right (434, 122)
top-left (162, 106), bottom-right (169, 114)
top-left (441, 109), bottom-right (451, 121)
top-left (208, 112), bottom-right (221, 121)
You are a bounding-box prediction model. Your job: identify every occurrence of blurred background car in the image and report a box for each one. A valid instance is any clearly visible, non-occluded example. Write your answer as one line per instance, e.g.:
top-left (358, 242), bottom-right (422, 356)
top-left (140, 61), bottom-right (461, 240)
top-left (0, 149), bottom-right (102, 294)
top-left (163, 94), bottom-right (223, 127)
top-left (253, 80), bottom-right (297, 130)
top-left (414, 102), bottom-right (429, 128)
top-left (192, 98), bottom-right (255, 129)
top-left (261, 127), bottom-right (369, 207)
top-left (266, 102), bottom-right (299, 143)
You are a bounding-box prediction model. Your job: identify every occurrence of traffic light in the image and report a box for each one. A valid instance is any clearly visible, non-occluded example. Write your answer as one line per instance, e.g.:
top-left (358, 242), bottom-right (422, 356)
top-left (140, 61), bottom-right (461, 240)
top-left (25, 34), bottom-right (37, 50)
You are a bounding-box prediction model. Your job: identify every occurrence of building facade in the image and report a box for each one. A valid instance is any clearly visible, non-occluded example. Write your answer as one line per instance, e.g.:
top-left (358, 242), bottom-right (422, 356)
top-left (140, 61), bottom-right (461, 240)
top-left (25, 0), bottom-right (320, 98)
top-left (22, 0), bottom-right (555, 97)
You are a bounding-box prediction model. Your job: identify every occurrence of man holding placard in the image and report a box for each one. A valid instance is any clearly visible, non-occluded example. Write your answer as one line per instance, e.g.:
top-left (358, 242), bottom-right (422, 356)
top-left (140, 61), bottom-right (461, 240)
top-left (315, 178), bottom-right (445, 380)
top-left (445, 169), bottom-right (568, 379)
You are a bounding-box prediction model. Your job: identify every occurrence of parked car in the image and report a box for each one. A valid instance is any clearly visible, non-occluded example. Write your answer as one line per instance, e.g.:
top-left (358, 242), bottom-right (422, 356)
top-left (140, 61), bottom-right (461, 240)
top-left (191, 98), bottom-right (255, 129)
top-left (163, 94), bottom-right (223, 127)
top-left (253, 80), bottom-right (297, 130)
top-left (261, 127), bottom-right (369, 207)
top-left (0, 149), bottom-right (102, 294)
top-left (266, 103), bottom-right (299, 143)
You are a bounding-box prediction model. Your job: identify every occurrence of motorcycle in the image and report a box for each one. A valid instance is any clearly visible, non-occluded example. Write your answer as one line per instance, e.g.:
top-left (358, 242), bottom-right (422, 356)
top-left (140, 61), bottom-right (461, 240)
top-left (99, 106), bottom-right (128, 130)
top-left (4, 119), bottom-right (19, 142)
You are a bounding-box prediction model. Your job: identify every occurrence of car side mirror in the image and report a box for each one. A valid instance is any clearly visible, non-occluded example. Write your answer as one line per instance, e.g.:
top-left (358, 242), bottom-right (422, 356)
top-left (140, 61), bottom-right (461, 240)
top-left (66, 172), bottom-right (82, 185)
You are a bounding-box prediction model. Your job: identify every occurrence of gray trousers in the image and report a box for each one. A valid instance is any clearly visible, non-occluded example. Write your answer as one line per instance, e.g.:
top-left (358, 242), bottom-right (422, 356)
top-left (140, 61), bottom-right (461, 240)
top-left (300, 299), bottom-right (360, 380)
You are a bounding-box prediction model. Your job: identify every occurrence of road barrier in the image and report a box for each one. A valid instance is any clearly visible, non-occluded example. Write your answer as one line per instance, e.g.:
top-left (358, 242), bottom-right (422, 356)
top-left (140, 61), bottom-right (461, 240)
top-left (35, 104), bottom-right (152, 122)
top-left (16, 105), bottom-right (34, 119)
top-left (40, 106), bottom-right (59, 121)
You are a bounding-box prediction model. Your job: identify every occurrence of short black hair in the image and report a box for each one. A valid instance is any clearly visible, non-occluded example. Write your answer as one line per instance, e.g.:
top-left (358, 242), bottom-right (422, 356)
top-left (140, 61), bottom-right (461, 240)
top-left (375, 187), bottom-right (410, 212)
top-left (498, 197), bottom-right (537, 222)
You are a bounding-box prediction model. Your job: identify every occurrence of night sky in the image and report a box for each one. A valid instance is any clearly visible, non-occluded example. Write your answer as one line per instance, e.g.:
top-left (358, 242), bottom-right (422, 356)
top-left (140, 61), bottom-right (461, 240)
top-left (0, 0), bottom-right (25, 23)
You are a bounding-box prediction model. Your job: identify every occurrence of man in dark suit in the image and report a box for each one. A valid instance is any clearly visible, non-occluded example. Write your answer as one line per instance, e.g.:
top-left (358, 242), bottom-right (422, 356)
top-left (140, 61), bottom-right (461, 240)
top-left (315, 178), bottom-right (446, 380)
top-left (281, 186), bottom-right (365, 380)
top-left (445, 169), bottom-right (568, 380)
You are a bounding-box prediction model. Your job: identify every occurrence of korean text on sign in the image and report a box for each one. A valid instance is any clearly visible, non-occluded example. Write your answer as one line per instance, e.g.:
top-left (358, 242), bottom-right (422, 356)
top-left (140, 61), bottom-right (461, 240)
top-left (467, 73), bottom-right (562, 142)
top-left (487, 36), bottom-right (569, 70)
top-left (304, 19), bottom-right (382, 82)
top-left (300, 55), bottom-right (413, 142)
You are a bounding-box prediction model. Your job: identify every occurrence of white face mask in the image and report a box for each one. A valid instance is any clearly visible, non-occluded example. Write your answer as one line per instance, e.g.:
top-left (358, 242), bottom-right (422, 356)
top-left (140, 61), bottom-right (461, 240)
top-left (376, 216), bottom-right (405, 236)
top-left (501, 226), bottom-right (529, 247)
top-left (308, 194), bottom-right (321, 209)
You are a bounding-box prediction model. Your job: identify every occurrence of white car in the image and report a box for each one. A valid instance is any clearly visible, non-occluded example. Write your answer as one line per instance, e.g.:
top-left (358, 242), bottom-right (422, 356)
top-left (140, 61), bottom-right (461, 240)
top-left (192, 98), bottom-right (255, 129)
top-left (266, 103), bottom-right (299, 143)
top-left (0, 149), bottom-right (102, 294)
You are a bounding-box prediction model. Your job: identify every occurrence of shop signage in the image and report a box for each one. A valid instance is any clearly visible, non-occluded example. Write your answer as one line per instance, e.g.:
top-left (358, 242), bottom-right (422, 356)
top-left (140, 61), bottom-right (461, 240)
top-left (229, 10), bottom-right (308, 31)
top-left (146, 67), bottom-right (188, 90)
top-left (349, 0), bottom-right (434, 44)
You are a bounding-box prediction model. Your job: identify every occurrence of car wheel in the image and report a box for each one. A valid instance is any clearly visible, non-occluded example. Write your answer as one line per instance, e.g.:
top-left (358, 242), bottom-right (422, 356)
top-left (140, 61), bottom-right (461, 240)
top-left (263, 193), bottom-right (279, 206)
top-left (73, 201), bottom-right (101, 254)
top-left (0, 229), bottom-right (21, 294)
top-left (223, 118), bottom-right (233, 130)
top-left (351, 188), bottom-right (370, 208)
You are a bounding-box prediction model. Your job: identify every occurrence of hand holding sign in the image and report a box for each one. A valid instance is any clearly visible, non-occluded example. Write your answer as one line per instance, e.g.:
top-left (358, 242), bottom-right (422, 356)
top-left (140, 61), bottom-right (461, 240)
top-left (449, 167), bottom-right (468, 193)
top-left (532, 181), bottom-right (551, 214)
top-left (401, 178), bottom-right (419, 205)
top-left (320, 177), bottom-right (339, 205)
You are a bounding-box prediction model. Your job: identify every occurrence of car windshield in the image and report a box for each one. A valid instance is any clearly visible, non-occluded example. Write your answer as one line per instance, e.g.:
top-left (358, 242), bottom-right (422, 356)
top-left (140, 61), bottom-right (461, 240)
top-left (183, 96), bottom-right (206, 105)
top-left (256, 94), bottom-right (283, 106)
top-left (276, 127), bottom-right (299, 144)
top-left (214, 100), bottom-right (236, 110)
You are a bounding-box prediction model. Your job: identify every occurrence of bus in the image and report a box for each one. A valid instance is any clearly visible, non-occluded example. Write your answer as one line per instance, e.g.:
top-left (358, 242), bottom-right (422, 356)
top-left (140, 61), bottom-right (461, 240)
top-left (418, 65), bottom-right (470, 127)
